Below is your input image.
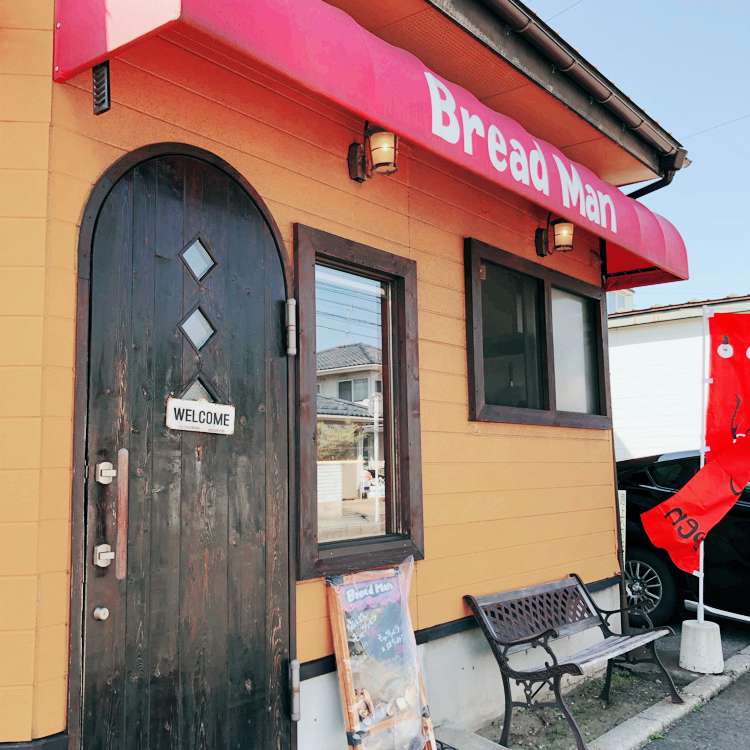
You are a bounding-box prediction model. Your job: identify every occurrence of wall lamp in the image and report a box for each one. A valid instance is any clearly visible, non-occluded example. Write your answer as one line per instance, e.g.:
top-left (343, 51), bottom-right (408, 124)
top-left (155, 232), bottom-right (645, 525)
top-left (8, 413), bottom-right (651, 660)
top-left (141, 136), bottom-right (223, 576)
top-left (535, 213), bottom-right (575, 257)
top-left (348, 123), bottom-right (399, 182)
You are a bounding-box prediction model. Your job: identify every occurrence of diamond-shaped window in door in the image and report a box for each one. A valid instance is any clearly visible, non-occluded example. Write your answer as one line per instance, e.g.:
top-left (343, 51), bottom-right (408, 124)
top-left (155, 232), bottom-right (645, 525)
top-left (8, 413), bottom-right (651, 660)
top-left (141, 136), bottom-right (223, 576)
top-left (180, 237), bottom-right (215, 282)
top-left (181, 378), bottom-right (214, 402)
top-left (179, 307), bottom-right (215, 351)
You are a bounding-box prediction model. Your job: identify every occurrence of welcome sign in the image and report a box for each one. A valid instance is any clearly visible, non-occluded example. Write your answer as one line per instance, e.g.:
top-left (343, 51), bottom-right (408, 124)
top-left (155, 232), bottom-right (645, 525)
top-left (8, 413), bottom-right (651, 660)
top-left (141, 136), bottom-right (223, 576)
top-left (166, 397), bottom-right (235, 435)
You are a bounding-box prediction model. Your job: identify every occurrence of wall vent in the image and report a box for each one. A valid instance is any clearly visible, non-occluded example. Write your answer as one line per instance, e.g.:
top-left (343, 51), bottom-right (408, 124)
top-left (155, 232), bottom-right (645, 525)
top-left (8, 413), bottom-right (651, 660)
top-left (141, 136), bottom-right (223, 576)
top-left (92, 61), bottom-right (111, 115)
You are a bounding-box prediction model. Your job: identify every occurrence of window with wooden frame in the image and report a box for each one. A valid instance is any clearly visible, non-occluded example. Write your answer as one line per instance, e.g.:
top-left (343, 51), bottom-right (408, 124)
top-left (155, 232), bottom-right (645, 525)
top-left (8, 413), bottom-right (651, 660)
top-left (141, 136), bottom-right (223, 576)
top-left (465, 238), bottom-right (610, 429)
top-left (295, 225), bottom-right (424, 579)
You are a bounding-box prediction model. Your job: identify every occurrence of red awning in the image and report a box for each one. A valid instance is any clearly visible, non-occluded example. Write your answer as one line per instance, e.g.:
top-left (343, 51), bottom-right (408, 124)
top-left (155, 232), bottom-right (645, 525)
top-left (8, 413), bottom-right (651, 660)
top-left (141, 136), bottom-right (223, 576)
top-left (53, 0), bottom-right (688, 290)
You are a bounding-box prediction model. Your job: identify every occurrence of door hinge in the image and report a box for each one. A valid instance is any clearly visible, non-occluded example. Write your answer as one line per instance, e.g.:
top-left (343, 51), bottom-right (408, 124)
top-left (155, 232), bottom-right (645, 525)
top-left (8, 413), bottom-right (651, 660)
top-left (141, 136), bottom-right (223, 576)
top-left (285, 298), bottom-right (297, 357)
top-left (289, 659), bottom-right (300, 722)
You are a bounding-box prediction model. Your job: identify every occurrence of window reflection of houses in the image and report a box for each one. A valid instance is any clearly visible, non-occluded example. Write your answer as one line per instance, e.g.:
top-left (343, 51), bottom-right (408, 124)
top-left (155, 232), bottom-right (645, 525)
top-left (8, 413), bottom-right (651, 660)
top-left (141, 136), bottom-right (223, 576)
top-left (316, 342), bottom-right (385, 541)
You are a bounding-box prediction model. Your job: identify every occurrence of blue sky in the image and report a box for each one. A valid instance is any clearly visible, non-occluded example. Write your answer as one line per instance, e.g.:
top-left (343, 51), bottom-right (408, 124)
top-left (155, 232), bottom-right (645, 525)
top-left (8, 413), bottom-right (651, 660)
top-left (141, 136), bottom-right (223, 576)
top-left (530, 0), bottom-right (750, 309)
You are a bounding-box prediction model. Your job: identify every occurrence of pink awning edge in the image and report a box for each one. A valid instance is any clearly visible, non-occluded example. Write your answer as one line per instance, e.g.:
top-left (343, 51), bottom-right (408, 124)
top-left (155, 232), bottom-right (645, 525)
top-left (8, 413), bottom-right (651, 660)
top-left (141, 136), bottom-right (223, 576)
top-left (53, 0), bottom-right (688, 291)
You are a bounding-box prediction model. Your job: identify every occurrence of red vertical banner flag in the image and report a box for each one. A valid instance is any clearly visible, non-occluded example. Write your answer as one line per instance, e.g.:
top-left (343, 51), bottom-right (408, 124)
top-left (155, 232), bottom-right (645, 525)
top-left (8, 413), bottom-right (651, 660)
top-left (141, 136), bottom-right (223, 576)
top-left (641, 313), bottom-right (750, 573)
top-left (705, 313), bottom-right (750, 456)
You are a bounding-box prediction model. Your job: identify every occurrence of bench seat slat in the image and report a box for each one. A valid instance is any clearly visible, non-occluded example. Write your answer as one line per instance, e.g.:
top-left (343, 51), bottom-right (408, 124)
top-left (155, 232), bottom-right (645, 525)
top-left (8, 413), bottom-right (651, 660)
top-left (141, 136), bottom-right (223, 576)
top-left (518, 629), bottom-right (671, 674)
top-left (567, 629), bottom-right (671, 669)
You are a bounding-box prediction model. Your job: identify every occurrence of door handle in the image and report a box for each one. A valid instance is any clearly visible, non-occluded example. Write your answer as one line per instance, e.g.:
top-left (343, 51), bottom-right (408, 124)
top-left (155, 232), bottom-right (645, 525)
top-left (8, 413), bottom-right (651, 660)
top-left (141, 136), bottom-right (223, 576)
top-left (93, 543), bottom-right (115, 568)
top-left (95, 461), bottom-right (117, 485)
top-left (91, 449), bottom-right (128, 579)
top-left (115, 448), bottom-right (128, 581)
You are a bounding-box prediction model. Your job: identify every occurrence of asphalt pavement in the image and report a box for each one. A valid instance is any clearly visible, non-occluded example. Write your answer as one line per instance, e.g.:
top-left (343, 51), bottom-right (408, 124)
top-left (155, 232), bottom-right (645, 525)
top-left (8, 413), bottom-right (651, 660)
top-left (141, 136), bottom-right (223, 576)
top-left (644, 670), bottom-right (750, 749)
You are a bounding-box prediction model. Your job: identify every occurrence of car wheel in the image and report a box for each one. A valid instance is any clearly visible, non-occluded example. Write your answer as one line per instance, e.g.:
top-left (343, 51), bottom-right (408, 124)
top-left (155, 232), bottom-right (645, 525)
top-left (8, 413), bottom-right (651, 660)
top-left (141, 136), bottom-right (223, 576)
top-left (625, 548), bottom-right (677, 626)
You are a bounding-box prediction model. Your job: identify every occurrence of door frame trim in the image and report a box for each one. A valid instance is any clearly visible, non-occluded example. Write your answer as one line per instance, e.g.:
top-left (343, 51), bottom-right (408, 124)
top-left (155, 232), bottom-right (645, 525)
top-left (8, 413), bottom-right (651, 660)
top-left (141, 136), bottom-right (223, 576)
top-left (68, 143), bottom-right (297, 749)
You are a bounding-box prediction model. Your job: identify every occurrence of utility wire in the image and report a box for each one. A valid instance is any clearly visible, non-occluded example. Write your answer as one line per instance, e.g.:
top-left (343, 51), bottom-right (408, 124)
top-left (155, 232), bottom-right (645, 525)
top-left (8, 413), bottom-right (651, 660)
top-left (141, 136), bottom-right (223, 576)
top-left (546, 0), bottom-right (585, 22)
top-left (317, 310), bottom-right (382, 329)
top-left (316, 325), bottom-right (381, 345)
top-left (317, 281), bottom-right (382, 300)
top-left (316, 292), bottom-right (382, 314)
top-left (540, 2), bottom-right (747, 142)
top-left (684, 112), bottom-right (750, 140)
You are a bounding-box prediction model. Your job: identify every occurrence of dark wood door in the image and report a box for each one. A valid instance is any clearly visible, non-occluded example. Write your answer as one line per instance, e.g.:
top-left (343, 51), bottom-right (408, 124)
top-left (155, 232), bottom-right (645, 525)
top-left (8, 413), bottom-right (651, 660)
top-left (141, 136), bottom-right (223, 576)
top-left (81, 154), bottom-right (290, 749)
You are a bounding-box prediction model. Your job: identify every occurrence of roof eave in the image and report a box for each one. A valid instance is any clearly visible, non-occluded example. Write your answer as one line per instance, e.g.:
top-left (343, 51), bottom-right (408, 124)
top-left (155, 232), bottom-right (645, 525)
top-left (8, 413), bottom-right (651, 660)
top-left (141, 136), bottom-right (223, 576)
top-left (428, 0), bottom-right (686, 181)
top-left (609, 295), bottom-right (750, 326)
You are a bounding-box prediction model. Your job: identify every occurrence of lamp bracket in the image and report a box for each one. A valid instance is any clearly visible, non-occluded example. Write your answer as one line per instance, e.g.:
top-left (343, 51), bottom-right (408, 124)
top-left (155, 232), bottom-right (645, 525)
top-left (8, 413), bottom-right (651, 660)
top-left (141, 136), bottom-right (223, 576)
top-left (347, 142), bottom-right (367, 183)
top-left (535, 213), bottom-right (552, 257)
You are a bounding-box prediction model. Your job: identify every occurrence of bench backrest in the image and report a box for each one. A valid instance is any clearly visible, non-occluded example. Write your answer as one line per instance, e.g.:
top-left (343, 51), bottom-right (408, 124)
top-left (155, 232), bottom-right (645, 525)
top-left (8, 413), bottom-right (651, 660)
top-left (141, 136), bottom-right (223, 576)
top-left (467, 575), bottom-right (601, 644)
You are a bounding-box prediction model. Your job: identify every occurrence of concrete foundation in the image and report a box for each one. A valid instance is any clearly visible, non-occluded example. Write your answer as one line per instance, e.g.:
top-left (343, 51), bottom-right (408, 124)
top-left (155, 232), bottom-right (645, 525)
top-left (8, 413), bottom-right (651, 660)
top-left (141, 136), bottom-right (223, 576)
top-left (679, 619), bottom-right (724, 674)
top-left (297, 583), bottom-right (620, 749)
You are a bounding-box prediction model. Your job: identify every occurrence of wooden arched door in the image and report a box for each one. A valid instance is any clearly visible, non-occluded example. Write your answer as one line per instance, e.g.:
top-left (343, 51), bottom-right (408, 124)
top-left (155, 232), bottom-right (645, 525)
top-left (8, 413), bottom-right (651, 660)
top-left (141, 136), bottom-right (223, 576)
top-left (80, 152), bottom-right (291, 749)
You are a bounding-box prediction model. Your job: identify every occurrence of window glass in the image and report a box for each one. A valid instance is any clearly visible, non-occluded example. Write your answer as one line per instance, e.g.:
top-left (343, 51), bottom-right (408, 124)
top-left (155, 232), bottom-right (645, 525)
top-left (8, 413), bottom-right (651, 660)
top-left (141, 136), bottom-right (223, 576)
top-left (619, 469), bottom-right (651, 487)
top-left (481, 261), bottom-right (545, 410)
top-left (181, 378), bottom-right (213, 402)
top-left (315, 264), bottom-right (390, 544)
top-left (353, 378), bottom-right (369, 401)
top-left (337, 380), bottom-right (352, 401)
top-left (180, 307), bottom-right (215, 350)
top-left (650, 458), bottom-right (699, 490)
top-left (297, 226), bottom-right (423, 578)
top-left (181, 237), bottom-right (215, 281)
top-left (551, 288), bottom-right (599, 414)
top-left (466, 240), bottom-right (607, 428)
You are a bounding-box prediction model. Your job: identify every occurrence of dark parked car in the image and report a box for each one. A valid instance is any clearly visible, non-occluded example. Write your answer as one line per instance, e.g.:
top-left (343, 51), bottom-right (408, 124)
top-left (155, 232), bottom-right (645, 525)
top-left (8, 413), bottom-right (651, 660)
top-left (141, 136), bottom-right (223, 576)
top-left (618, 450), bottom-right (750, 625)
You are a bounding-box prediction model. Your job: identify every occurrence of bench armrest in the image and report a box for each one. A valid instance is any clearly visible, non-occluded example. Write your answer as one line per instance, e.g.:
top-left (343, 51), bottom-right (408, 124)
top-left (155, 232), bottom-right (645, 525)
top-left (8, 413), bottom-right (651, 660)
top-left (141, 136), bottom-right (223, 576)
top-left (565, 573), bottom-right (661, 636)
top-left (497, 627), bottom-right (562, 670)
top-left (497, 627), bottom-right (560, 649)
top-left (597, 605), bottom-right (661, 634)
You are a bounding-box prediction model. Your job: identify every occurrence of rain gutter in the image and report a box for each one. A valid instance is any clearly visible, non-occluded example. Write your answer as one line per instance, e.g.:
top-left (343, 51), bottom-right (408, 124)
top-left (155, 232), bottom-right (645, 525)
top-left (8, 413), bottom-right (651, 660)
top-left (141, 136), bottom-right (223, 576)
top-left (429, 0), bottom-right (688, 182)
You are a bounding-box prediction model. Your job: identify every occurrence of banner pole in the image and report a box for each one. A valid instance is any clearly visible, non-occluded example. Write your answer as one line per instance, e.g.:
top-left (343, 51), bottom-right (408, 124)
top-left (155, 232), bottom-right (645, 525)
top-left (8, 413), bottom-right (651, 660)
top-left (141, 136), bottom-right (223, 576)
top-left (697, 305), bottom-right (710, 624)
top-left (698, 543), bottom-right (705, 623)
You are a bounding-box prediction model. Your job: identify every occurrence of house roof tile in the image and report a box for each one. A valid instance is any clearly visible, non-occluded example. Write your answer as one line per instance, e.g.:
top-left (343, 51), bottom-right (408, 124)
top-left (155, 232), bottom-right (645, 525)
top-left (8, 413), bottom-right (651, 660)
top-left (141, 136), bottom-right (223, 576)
top-left (316, 394), bottom-right (371, 418)
top-left (316, 342), bottom-right (381, 371)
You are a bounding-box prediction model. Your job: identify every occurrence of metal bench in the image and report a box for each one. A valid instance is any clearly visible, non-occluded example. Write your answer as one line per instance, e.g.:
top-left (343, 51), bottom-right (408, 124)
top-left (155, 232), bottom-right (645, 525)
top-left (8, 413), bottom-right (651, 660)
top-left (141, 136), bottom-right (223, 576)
top-left (464, 574), bottom-right (683, 750)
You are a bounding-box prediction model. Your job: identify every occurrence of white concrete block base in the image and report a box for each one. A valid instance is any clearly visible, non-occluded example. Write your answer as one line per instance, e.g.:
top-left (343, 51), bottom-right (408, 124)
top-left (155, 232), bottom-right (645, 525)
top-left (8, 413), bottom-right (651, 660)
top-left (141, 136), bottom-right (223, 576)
top-left (678, 619), bottom-right (724, 674)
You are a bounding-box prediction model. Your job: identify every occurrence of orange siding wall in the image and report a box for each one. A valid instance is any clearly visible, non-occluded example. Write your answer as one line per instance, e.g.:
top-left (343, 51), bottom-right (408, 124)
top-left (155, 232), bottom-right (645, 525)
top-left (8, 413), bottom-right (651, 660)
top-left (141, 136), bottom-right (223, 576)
top-left (0, 0), bottom-right (75, 741)
top-left (0, 19), bottom-right (618, 741)
top-left (0, 0), bottom-right (73, 742)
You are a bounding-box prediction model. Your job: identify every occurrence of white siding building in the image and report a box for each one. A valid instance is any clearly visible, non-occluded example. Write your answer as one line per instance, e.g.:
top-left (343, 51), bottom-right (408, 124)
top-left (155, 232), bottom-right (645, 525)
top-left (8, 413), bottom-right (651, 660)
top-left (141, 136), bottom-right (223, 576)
top-left (608, 295), bottom-right (750, 460)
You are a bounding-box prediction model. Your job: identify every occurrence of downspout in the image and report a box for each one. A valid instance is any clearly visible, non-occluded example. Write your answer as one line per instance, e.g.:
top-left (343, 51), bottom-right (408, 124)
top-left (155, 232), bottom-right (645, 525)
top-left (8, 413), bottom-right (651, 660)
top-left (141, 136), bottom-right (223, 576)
top-left (627, 147), bottom-right (690, 200)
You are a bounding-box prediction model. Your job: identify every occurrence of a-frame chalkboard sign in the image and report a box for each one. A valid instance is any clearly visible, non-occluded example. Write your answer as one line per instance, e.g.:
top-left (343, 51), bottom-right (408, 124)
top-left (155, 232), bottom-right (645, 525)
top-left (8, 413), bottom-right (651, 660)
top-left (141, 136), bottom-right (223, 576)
top-left (327, 559), bottom-right (436, 750)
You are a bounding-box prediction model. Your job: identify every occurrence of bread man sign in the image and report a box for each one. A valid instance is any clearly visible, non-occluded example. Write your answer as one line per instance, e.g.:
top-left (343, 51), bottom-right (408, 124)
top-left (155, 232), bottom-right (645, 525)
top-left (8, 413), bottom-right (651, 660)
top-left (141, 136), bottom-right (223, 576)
top-left (166, 397), bottom-right (235, 436)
